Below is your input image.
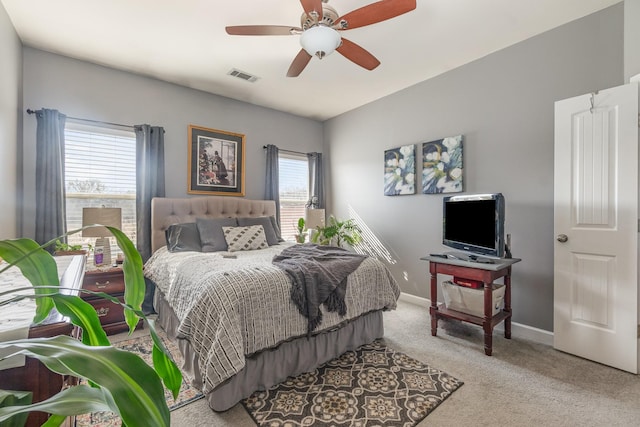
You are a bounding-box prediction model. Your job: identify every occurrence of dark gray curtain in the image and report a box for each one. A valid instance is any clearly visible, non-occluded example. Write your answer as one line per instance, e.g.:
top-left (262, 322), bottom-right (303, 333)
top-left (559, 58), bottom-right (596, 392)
top-left (265, 144), bottom-right (280, 223)
top-left (307, 152), bottom-right (324, 209)
top-left (135, 124), bottom-right (165, 262)
top-left (35, 109), bottom-right (67, 251)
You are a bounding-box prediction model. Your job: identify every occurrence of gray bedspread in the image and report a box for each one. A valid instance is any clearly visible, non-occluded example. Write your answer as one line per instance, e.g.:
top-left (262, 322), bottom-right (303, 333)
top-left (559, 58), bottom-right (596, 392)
top-left (143, 244), bottom-right (400, 396)
top-left (272, 244), bottom-right (367, 333)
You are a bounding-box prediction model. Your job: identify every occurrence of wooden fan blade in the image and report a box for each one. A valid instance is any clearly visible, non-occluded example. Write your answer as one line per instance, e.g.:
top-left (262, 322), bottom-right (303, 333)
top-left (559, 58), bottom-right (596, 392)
top-left (336, 0), bottom-right (416, 30)
top-left (336, 38), bottom-right (380, 70)
top-left (287, 49), bottom-right (313, 77)
top-left (300, 0), bottom-right (323, 22)
top-left (226, 25), bottom-right (301, 36)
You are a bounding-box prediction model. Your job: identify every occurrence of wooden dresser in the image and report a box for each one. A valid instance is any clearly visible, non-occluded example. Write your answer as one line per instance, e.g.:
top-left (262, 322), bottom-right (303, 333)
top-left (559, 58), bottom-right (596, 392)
top-left (0, 255), bottom-right (85, 427)
top-left (81, 266), bottom-right (135, 335)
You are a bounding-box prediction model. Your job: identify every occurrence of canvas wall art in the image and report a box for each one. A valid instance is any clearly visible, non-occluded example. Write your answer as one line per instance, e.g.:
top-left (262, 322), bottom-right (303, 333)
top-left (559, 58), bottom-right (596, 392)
top-left (384, 144), bottom-right (415, 196)
top-left (422, 135), bottom-right (463, 194)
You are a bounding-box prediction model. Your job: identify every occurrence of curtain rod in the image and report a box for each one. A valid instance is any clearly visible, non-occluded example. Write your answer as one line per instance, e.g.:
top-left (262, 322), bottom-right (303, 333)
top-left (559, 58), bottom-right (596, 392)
top-left (263, 145), bottom-right (308, 156)
top-left (26, 108), bottom-right (135, 130)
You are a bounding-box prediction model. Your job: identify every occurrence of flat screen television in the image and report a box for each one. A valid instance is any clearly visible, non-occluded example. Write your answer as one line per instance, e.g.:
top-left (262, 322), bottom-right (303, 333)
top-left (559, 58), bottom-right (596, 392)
top-left (442, 193), bottom-right (505, 258)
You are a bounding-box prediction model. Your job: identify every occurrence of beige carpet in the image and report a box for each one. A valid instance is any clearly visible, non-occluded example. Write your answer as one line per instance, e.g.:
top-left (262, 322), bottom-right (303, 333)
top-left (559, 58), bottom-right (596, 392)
top-left (166, 299), bottom-right (640, 426)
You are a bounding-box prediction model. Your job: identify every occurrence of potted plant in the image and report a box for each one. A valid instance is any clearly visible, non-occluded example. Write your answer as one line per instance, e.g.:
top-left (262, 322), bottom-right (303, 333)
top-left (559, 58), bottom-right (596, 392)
top-left (0, 227), bottom-right (181, 427)
top-left (311, 215), bottom-right (362, 248)
top-left (53, 239), bottom-right (86, 256)
top-left (294, 217), bottom-right (306, 243)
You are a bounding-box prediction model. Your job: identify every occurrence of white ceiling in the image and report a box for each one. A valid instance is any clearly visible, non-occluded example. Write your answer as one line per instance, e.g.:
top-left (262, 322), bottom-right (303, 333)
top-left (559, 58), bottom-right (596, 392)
top-left (2, 0), bottom-right (621, 121)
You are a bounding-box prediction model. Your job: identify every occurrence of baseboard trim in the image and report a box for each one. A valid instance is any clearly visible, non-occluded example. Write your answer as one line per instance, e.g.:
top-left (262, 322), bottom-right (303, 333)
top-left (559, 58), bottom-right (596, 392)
top-left (398, 292), bottom-right (554, 347)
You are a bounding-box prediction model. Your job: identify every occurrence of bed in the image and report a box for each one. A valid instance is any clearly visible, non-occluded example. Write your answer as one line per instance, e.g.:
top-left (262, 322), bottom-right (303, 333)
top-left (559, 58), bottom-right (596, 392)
top-left (144, 196), bottom-right (400, 411)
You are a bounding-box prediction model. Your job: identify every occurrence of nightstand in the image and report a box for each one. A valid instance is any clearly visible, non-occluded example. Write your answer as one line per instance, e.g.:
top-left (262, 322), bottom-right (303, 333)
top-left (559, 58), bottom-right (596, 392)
top-left (82, 266), bottom-right (141, 335)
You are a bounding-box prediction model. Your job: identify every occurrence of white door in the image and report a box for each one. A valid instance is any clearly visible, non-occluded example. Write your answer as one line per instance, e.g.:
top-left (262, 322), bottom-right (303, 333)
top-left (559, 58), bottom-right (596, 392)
top-left (554, 83), bottom-right (639, 373)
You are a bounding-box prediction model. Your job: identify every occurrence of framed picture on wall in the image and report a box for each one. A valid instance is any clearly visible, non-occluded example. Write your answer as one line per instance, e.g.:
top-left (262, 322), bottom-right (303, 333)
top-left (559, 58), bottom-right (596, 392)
top-left (422, 135), bottom-right (463, 194)
top-left (188, 124), bottom-right (245, 196)
top-left (384, 144), bottom-right (416, 196)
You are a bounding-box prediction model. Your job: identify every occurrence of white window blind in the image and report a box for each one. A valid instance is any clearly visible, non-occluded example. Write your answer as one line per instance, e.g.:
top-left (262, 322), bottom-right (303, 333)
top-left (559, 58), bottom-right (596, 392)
top-left (279, 152), bottom-right (309, 241)
top-left (64, 121), bottom-right (137, 254)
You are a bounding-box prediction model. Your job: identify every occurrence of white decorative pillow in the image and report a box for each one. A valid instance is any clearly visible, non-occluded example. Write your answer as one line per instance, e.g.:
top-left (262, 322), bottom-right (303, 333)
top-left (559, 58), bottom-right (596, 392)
top-left (222, 225), bottom-right (269, 252)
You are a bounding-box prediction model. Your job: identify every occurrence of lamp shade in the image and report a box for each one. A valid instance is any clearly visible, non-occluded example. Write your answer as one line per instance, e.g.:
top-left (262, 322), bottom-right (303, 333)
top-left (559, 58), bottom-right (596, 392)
top-left (305, 208), bottom-right (326, 230)
top-left (82, 207), bottom-right (122, 237)
top-left (300, 26), bottom-right (341, 59)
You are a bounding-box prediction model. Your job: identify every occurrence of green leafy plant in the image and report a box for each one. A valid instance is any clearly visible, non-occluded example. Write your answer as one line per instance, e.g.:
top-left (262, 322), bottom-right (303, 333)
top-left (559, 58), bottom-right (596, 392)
top-left (53, 239), bottom-right (83, 253)
top-left (311, 215), bottom-right (362, 248)
top-left (294, 217), bottom-right (306, 243)
top-left (0, 227), bottom-right (182, 427)
top-left (0, 391), bottom-right (30, 427)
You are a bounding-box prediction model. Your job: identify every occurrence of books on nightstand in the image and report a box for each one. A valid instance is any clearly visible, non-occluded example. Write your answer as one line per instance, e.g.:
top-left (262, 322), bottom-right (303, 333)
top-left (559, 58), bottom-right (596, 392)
top-left (453, 276), bottom-right (483, 289)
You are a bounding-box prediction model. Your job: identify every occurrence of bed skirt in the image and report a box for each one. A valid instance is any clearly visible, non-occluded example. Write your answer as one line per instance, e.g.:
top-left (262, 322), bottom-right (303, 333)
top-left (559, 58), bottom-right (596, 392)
top-left (154, 291), bottom-right (385, 411)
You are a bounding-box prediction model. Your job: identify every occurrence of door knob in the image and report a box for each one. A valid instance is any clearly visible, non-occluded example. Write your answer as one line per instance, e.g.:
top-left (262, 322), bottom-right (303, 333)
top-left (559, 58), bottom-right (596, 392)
top-left (557, 234), bottom-right (568, 243)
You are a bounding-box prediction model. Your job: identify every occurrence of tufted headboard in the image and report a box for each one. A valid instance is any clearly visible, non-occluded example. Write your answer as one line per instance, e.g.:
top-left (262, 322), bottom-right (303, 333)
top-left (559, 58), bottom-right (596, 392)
top-left (151, 196), bottom-right (277, 254)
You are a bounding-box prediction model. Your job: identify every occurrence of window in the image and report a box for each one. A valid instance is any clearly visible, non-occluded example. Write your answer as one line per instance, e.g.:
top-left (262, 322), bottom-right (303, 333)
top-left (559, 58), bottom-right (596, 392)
top-left (279, 152), bottom-right (309, 241)
top-left (64, 121), bottom-right (137, 254)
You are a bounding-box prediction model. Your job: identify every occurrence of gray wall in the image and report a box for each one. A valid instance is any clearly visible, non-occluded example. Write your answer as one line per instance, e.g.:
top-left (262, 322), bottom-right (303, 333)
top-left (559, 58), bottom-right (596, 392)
top-left (0, 3), bottom-right (21, 239)
top-left (323, 4), bottom-right (624, 332)
top-left (625, 0), bottom-right (640, 81)
top-left (20, 48), bottom-right (323, 239)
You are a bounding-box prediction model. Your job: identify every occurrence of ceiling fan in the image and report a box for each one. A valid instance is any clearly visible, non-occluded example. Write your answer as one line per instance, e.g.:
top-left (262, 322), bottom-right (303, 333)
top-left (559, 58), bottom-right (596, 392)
top-left (225, 0), bottom-right (417, 77)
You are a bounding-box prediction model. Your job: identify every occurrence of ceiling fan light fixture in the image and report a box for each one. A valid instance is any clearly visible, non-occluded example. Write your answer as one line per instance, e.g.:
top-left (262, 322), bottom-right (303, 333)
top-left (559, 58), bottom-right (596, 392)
top-left (300, 25), bottom-right (341, 59)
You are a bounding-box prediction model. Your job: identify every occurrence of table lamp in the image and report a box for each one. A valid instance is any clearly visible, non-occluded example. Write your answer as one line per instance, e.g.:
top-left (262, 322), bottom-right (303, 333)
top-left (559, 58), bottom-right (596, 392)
top-left (82, 207), bottom-right (122, 266)
top-left (305, 208), bottom-right (325, 241)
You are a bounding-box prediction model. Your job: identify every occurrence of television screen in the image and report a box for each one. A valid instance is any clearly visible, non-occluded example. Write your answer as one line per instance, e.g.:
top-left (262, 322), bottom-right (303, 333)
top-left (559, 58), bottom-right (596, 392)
top-left (442, 193), bottom-right (505, 258)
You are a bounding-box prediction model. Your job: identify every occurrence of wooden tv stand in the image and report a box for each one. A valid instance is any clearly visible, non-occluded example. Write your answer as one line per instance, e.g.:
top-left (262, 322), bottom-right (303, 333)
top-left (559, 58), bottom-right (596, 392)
top-left (420, 254), bottom-right (521, 356)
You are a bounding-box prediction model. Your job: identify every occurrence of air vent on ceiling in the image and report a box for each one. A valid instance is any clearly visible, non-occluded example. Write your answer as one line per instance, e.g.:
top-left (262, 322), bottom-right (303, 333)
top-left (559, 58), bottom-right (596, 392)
top-left (228, 68), bottom-right (259, 83)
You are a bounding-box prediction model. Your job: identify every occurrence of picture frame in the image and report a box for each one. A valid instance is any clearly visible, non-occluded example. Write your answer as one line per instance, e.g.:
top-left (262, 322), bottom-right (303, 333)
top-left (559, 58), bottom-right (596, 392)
top-left (422, 135), bottom-right (463, 194)
top-left (188, 124), bottom-right (245, 196)
top-left (384, 144), bottom-right (416, 196)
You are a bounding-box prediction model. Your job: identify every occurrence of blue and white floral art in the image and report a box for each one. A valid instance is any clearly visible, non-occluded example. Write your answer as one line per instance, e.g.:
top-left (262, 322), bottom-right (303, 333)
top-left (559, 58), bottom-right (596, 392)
top-left (422, 135), bottom-right (463, 194)
top-left (384, 144), bottom-right (415, 196)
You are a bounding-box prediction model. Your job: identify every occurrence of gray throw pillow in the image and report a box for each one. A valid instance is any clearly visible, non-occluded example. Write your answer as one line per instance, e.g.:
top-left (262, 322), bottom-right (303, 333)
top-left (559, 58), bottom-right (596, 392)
top-left (165, 223), bottom-right (202, 252)
top-left (238, 216), bottom-right (279, 246)
top-left (269, 215), bottom-right (285, 242)
top-left (196, 217), bottom-right (239, 252)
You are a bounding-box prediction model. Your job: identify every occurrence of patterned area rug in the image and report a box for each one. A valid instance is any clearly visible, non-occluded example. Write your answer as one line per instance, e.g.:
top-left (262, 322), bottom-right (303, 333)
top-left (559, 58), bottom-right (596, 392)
top-left (75, 329), bottom-right (203, 427)
top-left (242, 340), bottom-right (463, 427)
